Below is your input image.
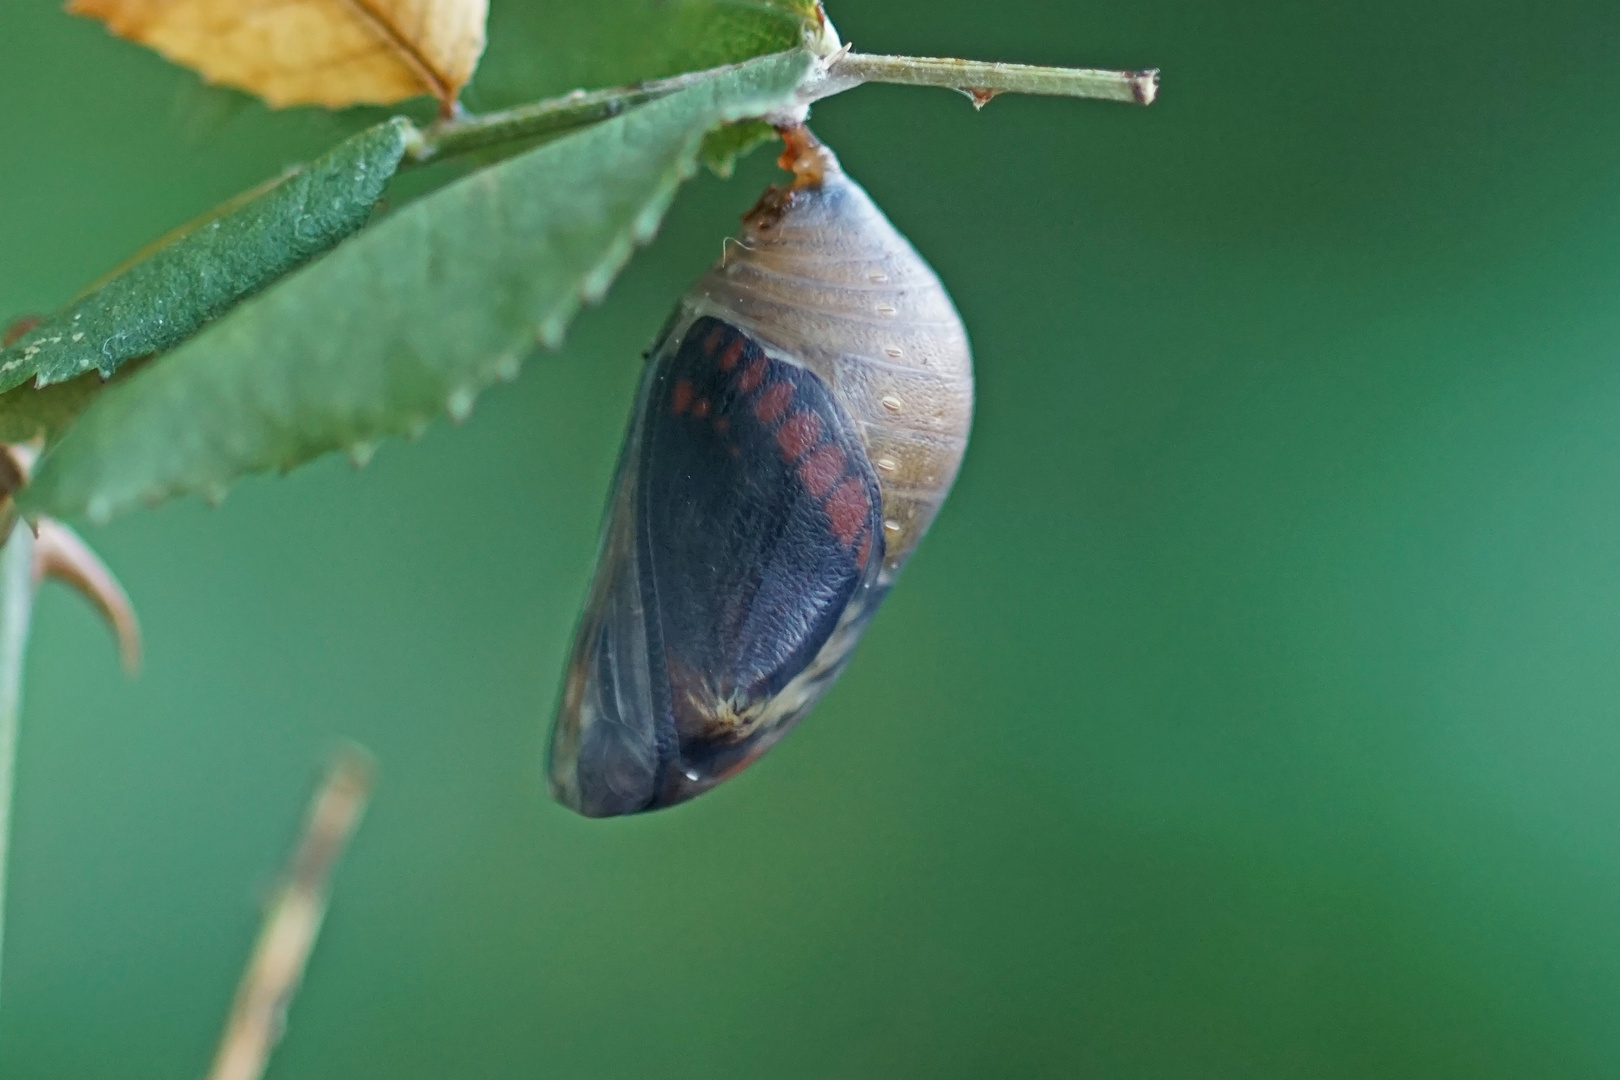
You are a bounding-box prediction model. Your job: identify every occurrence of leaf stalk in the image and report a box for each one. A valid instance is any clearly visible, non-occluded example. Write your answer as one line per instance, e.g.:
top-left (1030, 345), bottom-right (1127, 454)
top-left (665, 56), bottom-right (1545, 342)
top-left (825, 53), bottom-right (1158, 106)
top-left (408, 49), bottom-right (1157, 166)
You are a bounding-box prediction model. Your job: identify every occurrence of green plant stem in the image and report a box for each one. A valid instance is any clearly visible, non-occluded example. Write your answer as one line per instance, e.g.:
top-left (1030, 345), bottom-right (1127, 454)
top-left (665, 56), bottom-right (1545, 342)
top-left (0, 519), bottom-right (37, 1018)
top-left (828, 53), bottom-right (1158, 106)
top-left (407, 50), bottom-right (1157, 165)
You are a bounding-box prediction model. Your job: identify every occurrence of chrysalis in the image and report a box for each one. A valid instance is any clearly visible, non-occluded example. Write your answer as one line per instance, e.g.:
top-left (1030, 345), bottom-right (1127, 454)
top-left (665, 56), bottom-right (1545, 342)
top-left (548, 127), bottom-right (974, 816)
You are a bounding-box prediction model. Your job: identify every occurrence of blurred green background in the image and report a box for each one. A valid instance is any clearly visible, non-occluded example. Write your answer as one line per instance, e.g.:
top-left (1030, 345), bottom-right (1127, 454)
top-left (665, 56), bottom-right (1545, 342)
top-left (4, 0), bottom-right (1620, 1076)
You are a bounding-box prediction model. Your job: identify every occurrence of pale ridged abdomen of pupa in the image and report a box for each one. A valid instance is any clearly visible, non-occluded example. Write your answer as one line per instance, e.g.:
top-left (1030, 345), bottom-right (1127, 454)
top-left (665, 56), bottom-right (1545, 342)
top-left (682, 142), bottom-right (974, 581)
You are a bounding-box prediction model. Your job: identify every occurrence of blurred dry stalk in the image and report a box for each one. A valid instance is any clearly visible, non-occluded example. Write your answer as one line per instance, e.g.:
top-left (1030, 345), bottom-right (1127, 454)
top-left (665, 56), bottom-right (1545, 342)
top-left (205, 749), bottom-right (373, 1080)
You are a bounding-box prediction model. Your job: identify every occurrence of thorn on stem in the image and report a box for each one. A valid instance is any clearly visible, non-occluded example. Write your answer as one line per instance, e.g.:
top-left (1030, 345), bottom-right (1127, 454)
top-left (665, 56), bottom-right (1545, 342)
top-left (33, 518), bottom-right (142, 675)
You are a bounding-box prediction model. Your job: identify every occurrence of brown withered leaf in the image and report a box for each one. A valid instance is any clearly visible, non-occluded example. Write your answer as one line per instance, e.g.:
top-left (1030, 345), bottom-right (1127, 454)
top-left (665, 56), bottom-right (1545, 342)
top-left (68, 0), bottom-right (488, 111)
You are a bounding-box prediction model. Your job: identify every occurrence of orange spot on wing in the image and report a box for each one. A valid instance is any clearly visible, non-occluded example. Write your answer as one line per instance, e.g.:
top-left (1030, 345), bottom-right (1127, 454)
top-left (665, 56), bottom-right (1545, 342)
top-left (775, 410), bottom-right (822, 461)
top-left (797, 444), bottom-right (845, 497)
top-left (754, 382), bottom-right (792, 424)
top-left (703, 324), bottom-right (725, 354)
top-left (693, 398), bottom-right (711, 420)
top-left (738, 358), bottom-right (767, 393)
top-left (824, 477), bottom-right (869, 547)
top-left (720, 338), bottom-right (745, 371)
top-left (857, 531), bottom-right (873, 571)
top-left (671, 379), bottom-right (694, 415)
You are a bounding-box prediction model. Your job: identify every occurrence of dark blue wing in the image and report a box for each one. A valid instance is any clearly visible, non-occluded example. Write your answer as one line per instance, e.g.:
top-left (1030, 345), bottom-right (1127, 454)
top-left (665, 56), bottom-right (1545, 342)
top-left (638, 316), bottom-right (883, 755)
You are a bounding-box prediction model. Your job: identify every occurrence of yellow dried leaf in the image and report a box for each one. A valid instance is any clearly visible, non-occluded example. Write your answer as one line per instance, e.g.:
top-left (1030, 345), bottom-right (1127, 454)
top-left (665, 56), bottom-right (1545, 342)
top-left (68, 0), bottom-right (488, 111)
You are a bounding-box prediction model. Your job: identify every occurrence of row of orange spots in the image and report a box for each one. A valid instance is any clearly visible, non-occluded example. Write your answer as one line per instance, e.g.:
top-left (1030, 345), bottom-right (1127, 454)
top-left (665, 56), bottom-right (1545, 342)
top-left (756, 385), bottom-right (872, 560)
top-left (683, 321), bottom-right (875, 571)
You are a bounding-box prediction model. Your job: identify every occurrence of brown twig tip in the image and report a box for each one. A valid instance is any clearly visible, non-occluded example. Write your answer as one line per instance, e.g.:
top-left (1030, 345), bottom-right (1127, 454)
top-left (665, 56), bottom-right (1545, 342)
top-left (1131, 69), bottom-right (1161, 106)
top-left (205, 749), bottom-right (373, 1080)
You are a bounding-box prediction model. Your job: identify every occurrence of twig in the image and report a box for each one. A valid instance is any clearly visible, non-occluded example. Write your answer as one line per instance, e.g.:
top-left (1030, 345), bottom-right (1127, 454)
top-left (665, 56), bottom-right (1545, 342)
top-left (822, 53), bottom-right (1158, 107)
top-left (204, 749), bottom-right (373, 1080)
top-left (0, 517), bottom-right (36, 1020)
top-left (407, 48), bottom-right (1157, 165)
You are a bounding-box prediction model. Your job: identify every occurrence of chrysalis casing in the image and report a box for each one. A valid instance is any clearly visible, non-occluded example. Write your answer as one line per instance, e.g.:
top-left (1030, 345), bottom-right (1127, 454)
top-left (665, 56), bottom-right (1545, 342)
top-left (548, 128), bottom-right (973, 816)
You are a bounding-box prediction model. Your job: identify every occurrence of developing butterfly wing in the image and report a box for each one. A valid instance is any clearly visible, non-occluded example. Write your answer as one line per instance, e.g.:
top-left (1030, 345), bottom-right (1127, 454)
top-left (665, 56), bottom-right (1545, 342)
top-left (551, 316), bottom-right (884, 816)
top-left (550, 130), bottom-right (973, 817)
top-left (644, 318), bottom-right (886, 794)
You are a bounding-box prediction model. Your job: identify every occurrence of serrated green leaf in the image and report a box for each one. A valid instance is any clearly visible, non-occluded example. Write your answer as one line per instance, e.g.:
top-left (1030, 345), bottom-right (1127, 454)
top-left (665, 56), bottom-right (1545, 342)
top-left (23, 50), bottom-right (816, 525)
top-left (472, 0), bottom-right (829, 107)
top-left (700, 119), bottom-right (780, 178)
top-left (0, 119), bottom-right (415, 395)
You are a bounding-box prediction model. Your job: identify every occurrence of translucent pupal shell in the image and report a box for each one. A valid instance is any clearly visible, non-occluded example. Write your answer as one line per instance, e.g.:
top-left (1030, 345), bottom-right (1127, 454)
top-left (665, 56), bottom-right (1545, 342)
top-left (548, 132), bottom-right (973, 817)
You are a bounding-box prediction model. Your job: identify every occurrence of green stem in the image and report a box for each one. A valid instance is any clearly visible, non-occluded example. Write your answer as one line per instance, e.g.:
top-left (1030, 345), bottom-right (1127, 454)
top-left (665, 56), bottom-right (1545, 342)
top-left (827, 53), bottom-right (1158, 106)
top-left (0, 519), bottom-right (37, 1018)
top-left (407, 50), bottom-right (1157, 165)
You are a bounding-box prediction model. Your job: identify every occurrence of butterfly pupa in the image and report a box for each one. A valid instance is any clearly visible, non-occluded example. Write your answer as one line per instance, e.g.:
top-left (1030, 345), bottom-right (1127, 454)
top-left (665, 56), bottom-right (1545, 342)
top-left (548, 127), bottom-right (974, 816)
